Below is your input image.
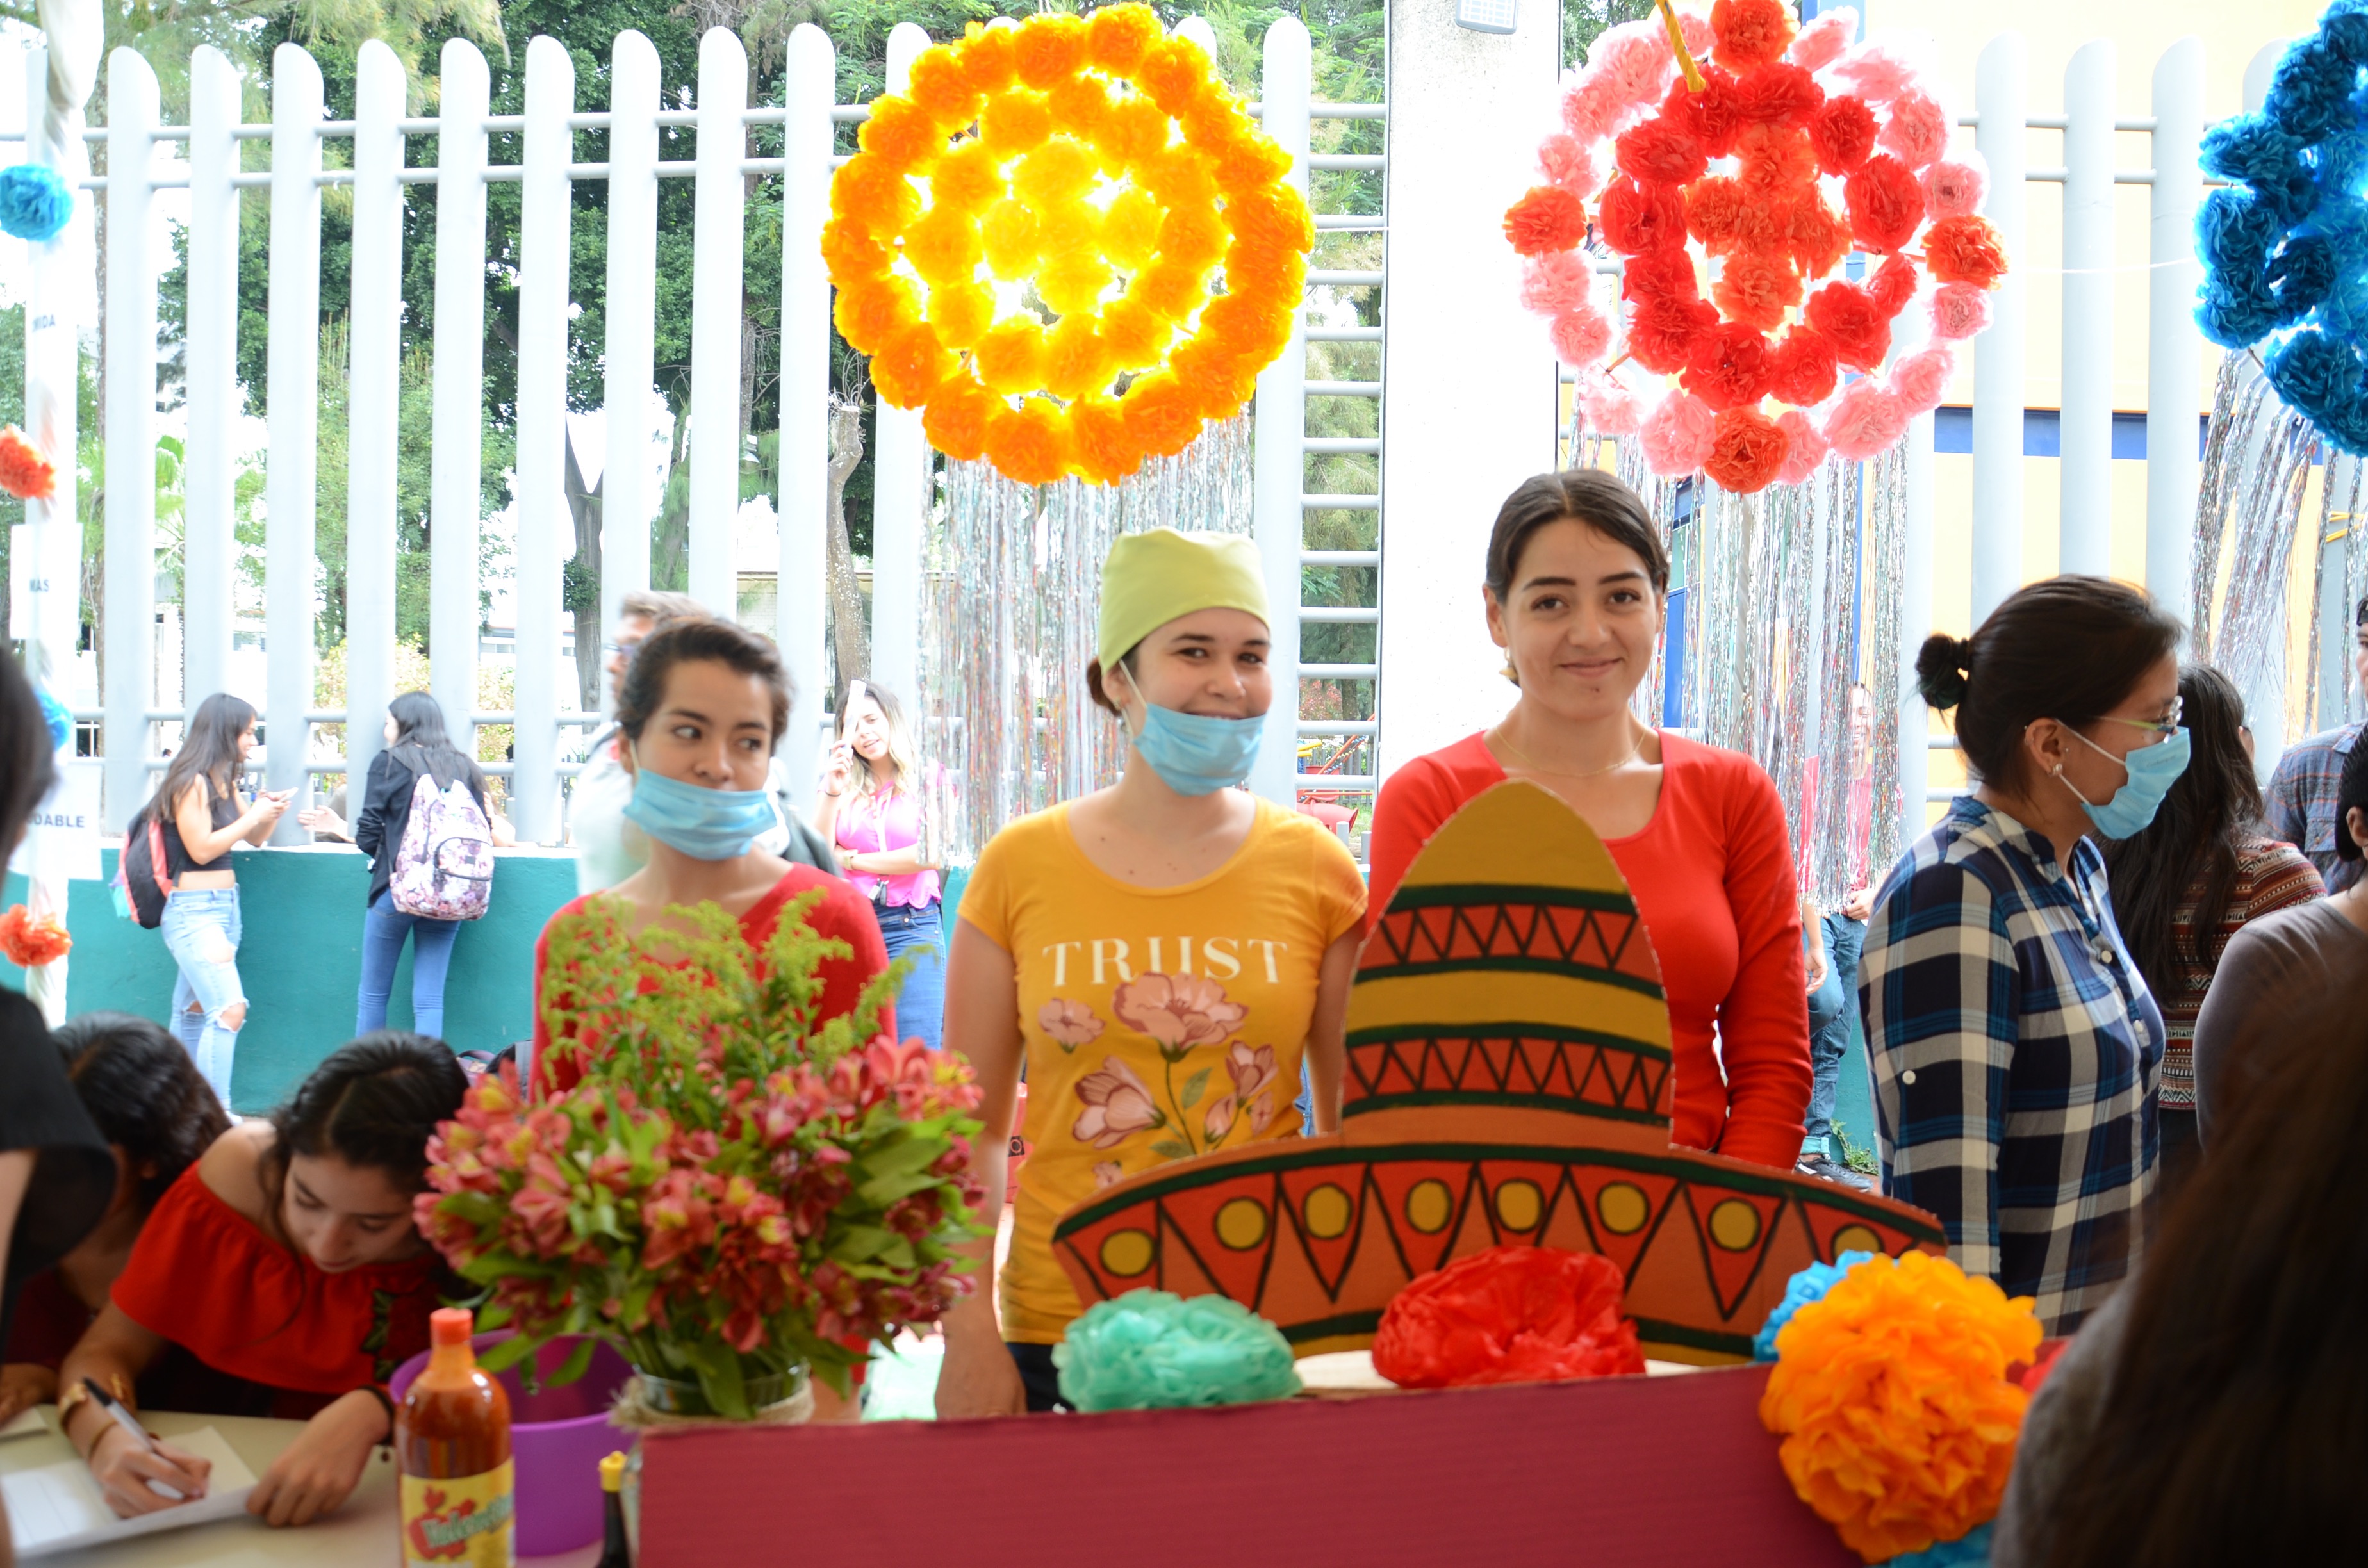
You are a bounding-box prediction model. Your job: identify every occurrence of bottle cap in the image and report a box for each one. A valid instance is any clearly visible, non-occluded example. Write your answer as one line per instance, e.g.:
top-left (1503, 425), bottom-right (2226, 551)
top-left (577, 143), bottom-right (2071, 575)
top-left (600, 1451), bottom-right (627, 1492)
top-left (429, 1307), bottom-right (475, 1347)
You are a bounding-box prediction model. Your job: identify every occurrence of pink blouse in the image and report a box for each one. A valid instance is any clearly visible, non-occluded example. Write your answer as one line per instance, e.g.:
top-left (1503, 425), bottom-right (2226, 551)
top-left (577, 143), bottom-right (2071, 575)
top-left (835, 785), bottom-right (939, 908)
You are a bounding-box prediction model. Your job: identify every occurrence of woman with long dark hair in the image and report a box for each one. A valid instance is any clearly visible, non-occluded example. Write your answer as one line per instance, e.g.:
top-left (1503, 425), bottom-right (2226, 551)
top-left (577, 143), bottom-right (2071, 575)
top-left (58, 1032), bottom-right (466, 1529)
top-left (1993, 985), bottom-right (2368, 1564)
top-left (1864, 577), bottom-right (2184, 1335)
top-left (343, 692), bottom-right (506, 1041)
top-left (145, 692), bottom-right (289, 1107)
top-left (2101, 666), bottom-right (2320, 1198)
top-left (812, 681), bottom-right (946, 1051)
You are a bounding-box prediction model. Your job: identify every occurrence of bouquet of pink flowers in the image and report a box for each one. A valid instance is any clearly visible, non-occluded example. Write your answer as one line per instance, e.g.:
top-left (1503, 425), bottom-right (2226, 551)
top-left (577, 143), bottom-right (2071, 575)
top-left (416, 892), bottom-right (985, 1412)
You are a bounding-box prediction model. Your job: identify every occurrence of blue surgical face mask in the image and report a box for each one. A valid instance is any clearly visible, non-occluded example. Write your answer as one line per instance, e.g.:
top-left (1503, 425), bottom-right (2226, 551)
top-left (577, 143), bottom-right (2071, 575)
top-left (2055, 724), bottom-right (2191, 840)
top-left (1114, 671), bottom-right (1266, 796)
top-left (622, 747), bottom-right (777, 860)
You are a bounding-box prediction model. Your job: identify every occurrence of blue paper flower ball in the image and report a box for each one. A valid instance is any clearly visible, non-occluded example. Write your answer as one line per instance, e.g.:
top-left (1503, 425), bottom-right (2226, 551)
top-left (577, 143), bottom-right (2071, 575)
top-left (1052, 1289), bottom-right (1302, 1412)
top-left (35, 681), bottom-right (70, 754)
top-left (1750, 1250), bottom-right (1876, 1362)
top-left (0, 163), bottom-right (73, 243)
top-left (2196, 1), bottom-right (2368, 456)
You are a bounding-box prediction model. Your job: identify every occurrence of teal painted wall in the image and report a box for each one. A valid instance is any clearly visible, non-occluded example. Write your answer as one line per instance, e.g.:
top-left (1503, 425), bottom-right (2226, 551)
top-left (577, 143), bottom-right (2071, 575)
top-left (2, 847), bottom-right (580, 1115)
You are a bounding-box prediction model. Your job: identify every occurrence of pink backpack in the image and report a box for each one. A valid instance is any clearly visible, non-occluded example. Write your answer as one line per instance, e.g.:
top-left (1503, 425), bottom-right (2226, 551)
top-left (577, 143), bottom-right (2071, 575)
top-left (389, 773), bottom-right (495, 921)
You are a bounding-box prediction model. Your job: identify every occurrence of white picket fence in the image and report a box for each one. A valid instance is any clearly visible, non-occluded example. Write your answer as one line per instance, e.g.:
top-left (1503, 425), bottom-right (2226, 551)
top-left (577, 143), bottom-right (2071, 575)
top-left (31, 16), bottom-right (1378, 837)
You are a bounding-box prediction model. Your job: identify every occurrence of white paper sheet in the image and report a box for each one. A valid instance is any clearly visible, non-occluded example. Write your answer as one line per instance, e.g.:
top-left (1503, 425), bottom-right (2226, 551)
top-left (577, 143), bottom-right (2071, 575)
top-left (1, 1425), bottom-right (257, 1558)
top-left (0, 1408), bottom-right (48, 1441)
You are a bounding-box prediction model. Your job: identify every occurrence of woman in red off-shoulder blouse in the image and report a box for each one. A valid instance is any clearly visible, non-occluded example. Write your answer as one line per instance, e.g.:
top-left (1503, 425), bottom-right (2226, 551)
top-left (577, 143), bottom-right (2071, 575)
top-left (1365, 470), bottom-right (1811, 1171)
top-left (58, 1033), bottom-right (466, 1530)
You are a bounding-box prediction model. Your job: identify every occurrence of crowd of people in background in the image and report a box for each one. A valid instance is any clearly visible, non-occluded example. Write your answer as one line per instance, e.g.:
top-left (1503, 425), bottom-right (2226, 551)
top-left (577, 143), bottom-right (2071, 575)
top-left (3, 460), bottom-right (2365, 1544)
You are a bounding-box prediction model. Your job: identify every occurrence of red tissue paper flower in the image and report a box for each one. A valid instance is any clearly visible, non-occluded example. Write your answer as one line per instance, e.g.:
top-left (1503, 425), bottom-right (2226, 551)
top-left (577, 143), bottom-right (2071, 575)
top-left (1844, 152), bottom-right (1925, 253)
top-left (1805, 279), bottom-right (1895, 372)
top-left (1503, 184), bottom-right (1590, 256)
top-left (1808, 96), bottom-right (1879, 176)
top-left (1924, 214), bottom-right (2009, 288)
top-left (0, 427), bottom-right (55, 502)
top-left (1710, 0), bottom-right (1798, 72)
top-left (1371, 1245), bottom-right (1646, 1389)
top-left (1616, 117), bottom-right (1711, 187)
top-left (1682, 320), bottom-right (1774, 411)
top-left (1599, 176), bottom-right (1686, 255)
top-left (1706, 404), bottom-right (1791, 493)
top-left (0, 905), bottom-right (70, 967)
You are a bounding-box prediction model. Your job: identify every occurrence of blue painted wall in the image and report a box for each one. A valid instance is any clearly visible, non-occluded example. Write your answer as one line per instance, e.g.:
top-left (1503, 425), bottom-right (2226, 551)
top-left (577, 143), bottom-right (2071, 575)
top-left (2, 847), bottom-right (580, 1115)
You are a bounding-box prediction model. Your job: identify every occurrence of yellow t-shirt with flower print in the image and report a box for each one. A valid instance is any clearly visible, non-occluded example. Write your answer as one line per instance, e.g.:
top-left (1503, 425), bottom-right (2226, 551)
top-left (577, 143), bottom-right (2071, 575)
top-left (958, 796), bottom-right (1368, 1343)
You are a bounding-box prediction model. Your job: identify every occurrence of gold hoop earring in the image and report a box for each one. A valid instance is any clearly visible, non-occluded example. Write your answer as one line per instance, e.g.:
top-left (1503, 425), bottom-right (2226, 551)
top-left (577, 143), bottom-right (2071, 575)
top-left (1501, 660), bottom-right (1521, 687)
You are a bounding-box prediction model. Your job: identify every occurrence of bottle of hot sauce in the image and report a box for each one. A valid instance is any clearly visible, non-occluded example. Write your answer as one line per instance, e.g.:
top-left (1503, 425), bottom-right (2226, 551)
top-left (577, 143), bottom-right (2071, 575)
top-left (398, 1307), bottom-right (514, 1567)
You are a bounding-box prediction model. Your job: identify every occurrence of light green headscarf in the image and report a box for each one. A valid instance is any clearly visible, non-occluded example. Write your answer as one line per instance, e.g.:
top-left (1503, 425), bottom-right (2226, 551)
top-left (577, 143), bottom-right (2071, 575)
top-left (1096, 528), bottom-right (1270, 674)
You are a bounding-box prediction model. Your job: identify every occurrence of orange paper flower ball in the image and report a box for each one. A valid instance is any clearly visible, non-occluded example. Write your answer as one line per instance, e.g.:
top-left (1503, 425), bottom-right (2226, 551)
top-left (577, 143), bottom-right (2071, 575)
top-left (826, 3), bottom-right (1311, 487)
top-left (0, 904), bottom-right (70, 967)
top-left (1758, 1251), bottom-right (2043, 1563)
top-left (1704, 404), bottom-right (1790, 492)
top-left (1502, 185), bottom-right (1590, 257)
top-left (1923, 214), bottom-right (2010, 288)
top-left (0, 426), bottom-right (56, 502)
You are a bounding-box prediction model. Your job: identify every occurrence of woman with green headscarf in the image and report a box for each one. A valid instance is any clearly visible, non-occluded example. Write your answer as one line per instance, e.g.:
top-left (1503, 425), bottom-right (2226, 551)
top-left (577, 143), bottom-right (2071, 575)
top-left (936, 528), bottom-right (1369, 1416)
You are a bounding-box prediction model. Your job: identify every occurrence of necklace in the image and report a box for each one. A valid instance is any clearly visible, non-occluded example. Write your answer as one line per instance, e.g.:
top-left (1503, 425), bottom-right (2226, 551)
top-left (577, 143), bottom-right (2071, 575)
top-left (1490, 720), bottom-right (1644, 780)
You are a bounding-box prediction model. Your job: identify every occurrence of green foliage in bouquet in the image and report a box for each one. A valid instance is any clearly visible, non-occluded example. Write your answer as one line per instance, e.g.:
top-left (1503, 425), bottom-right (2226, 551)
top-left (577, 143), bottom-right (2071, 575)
top-left (416, 891), bottom-right (987, 1414)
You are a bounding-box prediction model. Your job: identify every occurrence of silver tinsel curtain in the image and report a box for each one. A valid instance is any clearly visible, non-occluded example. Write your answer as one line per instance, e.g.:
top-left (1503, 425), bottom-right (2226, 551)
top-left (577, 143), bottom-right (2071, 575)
top-left (2191, 351), bottom-right (2363, 751)
top-left (916, 415), bottom-right (1255, 865)
top-left (1586, 434), bottom-right (1909, 906)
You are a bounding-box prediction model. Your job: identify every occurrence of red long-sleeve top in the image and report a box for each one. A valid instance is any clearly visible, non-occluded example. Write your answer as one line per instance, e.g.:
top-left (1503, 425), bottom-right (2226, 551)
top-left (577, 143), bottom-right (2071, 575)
top-left (1366, 731), bottom-right (1810, 1170)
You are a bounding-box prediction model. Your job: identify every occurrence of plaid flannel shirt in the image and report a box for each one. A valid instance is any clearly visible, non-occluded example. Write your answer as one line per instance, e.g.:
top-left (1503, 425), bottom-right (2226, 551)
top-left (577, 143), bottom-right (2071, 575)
top-left (2265, 722), bottom-right (2363, 895)
top-left (1860, 797), bottom-right (2162, 1335)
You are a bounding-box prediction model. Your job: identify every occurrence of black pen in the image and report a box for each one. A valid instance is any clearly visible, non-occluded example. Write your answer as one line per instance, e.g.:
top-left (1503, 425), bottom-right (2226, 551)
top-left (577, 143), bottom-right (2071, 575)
top-left (81, 1377), bottom-right (197, 1501)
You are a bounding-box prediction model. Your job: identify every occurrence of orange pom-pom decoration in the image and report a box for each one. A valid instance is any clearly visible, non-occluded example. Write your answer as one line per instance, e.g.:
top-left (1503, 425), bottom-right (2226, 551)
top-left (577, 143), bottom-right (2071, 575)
top-left (1371, 1245), bottom-right (1645, 1389)
top-left (1502, 185), bottom-right (1590, 257)
top-left (1710, 0), bottom-right (1797, 72)
top-left (1704, 405), bottom-right (1790, 492)
top-left (0, 904), bottom-right (70, 967)
top-left (1925, 214), bottom-right (2009, 288)
top-left (1759, 1252), bottom-right (2041, 1563)
top-left (827, 8), bottom-right (1309, 485)
top-left (0, 427), bottom-right (56, 502)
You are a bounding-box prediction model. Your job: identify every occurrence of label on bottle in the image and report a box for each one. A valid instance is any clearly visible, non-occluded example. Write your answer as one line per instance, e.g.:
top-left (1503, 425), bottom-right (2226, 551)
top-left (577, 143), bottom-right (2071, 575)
top-left (401, 1459), bottom-right (516, 1567)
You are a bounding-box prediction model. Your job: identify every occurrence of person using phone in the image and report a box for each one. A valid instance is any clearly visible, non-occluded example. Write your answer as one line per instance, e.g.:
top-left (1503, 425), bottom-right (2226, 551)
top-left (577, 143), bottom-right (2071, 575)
top-left (810, 681), bottom-right (946, 1052)
top-left (142, 695), bottom-right (286, 1109)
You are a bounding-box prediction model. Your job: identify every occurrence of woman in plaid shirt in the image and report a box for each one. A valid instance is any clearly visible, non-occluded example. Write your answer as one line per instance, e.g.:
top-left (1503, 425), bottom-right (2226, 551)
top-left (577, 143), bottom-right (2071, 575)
top-left (1862, 578), bottom-right (2184, 1334)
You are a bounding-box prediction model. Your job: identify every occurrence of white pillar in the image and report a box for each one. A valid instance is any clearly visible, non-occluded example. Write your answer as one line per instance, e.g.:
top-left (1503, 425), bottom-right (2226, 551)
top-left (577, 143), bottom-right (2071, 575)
top-left (1970, 33), bottom-right (2026, 624)
top-left (181, 45), bottom-right (240, 710)
top-left (601, 31), bottom-right (661, 645)
top-left (2148, 38), bottom-right (2205, 628)
top-left (102, 47), bottom-right (158, 833)
top-left (345, 40), bottom-right (406, 788)
top-left (1373, 0), bottom-right (1558, 774)
top-left (1902, 411), bottom-right (1936, 831)
top-left (429, 41), bottom-right (490, 752)
top-left (2059, 39), bottom-right (2114, 578)
top-left (687, 28), bottom-right (749, 617)
top-left (778, 24), bottom-right (835, 783)
top-left (1249, 17), bottom-right (1310, 811)
top-left (263, 43), bottom-right (323, 836)
top-left (867, 23), bottom-right (932, 709)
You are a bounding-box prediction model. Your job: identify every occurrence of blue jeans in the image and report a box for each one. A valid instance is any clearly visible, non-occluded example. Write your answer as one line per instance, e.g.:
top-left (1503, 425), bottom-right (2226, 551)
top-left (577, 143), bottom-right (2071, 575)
top-left (1804, 912), bottom-right (1866, 1157)
top-left (358, 895), bottom-right (462, 1041)
top-left (161, 887), bottom-right (243, 1109)
top-left (874, 900), bottom-right (945, 1053)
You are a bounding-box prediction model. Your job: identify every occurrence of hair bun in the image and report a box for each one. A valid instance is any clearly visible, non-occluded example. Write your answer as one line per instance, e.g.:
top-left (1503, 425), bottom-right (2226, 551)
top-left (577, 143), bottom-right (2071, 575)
top-left (1914, 633), bottom-right (1973, 712)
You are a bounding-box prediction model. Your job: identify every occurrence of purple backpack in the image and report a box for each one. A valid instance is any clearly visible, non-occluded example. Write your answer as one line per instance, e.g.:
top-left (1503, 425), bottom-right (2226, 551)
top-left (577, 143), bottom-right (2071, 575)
top-left (388, 772), bottom-right (495, 921)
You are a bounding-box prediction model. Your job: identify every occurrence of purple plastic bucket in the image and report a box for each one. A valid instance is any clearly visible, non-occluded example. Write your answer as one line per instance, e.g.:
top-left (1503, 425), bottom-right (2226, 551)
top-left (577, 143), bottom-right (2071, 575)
top-left (390, 1333), bottom-right (634, 1558)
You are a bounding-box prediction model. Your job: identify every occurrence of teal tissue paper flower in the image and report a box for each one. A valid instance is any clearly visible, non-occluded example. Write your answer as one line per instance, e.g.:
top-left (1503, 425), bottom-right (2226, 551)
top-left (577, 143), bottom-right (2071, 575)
top-left (1053, 1290), bottom-right (1302, 1412)
top-left (1884, 1521), bottom-right (1991, 1567)
top-left (0, 163), bottom-right (72, 242)
top-left (1752, 1250), bottom-right (1876, 1361)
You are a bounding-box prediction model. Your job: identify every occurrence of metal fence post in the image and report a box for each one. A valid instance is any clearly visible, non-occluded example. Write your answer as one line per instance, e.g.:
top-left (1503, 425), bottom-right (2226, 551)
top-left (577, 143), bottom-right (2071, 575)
top-left (345, 40), bottom-right (406, 790)
top-left (2148, 37), bottom-right (2205, 629)
top-left (687, 27), bottom-right (750, 616)
top-left (778, 23), bottom-right (836, 783)
top-left (102, 47), bottom-right (159, 832)
top-left (2059, 39), bottom-right (2114, 577)
top-left (263, 42), bottom-right (324, 835)
top-left (1251, 16), bottom-right (1311, 810)
top-left (181, 45), bottom-right (240, 709)
top-left (1971, 33), bottom-right (2027, 624)
top-left (428, 40), bottom-right (491, 754)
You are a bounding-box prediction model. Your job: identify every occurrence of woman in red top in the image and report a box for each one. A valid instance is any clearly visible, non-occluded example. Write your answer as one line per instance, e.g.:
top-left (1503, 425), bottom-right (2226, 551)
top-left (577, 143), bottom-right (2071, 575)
top-left (59, 1032), bottom-right (466, 1528)
top-left (1366, 468), bottom-right (1811, 1170)
top-left (530, 616), bottom-right (893, 1094)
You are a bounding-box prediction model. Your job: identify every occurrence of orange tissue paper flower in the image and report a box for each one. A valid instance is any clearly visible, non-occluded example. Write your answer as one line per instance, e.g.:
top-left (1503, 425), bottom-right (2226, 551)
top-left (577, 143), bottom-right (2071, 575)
top-left (925, 280), bottom-right (997, 350)
top-left (973, 318), bottom-right (1049, 396)
top-left (1502, 184), bottom-right (1590, 257)
top-left (1087, 3), bottom-right (1163, 76)
top-left (1043, 314), bottom-right (1115, 402)
top-left (857, 95), bottom-right (944, 171)
top-left (1067, 395), bottom-right (1142, 485)
top-left (1099, 296), bottom-right (1175, 368)
top-left (1758, 1250), bottom-right (2043, 1564)
top-left (930, 140), bottom-right (1006, 215)
top-left (1156, 203), bottom-right (1228, 271)
top-left (0, 426), bottom-right (56, 502)
top-left (905, 48), bottom-right (981, 131)
top-left (1120, 371), bottom-right (1205, 458)
top-left (1014, 137), bottom-right (1098, 212)
top-left (979, 89), bottom-right (1055, 158)
top-left (1101, 187), bottom-right (1163, 272)
top-left (0, 904), bottom-right (70, 967)
top-left (1037, 198), bottom-right (1102, 261)
top-left (869, 323), bottom-right (955, 410)
top-left (1229, 184), bottom-right (1316, 256)
top-left (1371, 1245), bottom-right (1645, 1389)
top-left (1704, 404), bottom-right (1790, 493)
top-left (1139, 145), bottom-right (1219, 209)
top-left (1711, 0), bottom-right (1797, 71)
top-left (901, 202), bottom-right (983, 287)
top-left (831, 274), bottom-right (919, 354)
top-left (830, 158), bottom-right (923, 240)
top-left (921, 373), bottom-right (999, 463)
top-left (1133, 38), bottom-right (1213, 115)
top-left (1094, 95), bottom-right (1171, 168)
top-left (957, 22), bottom-right (1019, 94)
top-left (1044, 74), bottom-right (1112, 142)
top-left (1713, 249), bottom-right (1804, 332)
top-left (1132, 257), bottom-right (1212, 322)
top-left (1040, 247), bottom-right (1116, 317)
top-left (1012, 12), bottom-right (1088, 91)
top-left (980, 198), bottom-right (1043, 281)
top-left (820, 215), bottom-right (891, 282)
top-left (1212, 133), bottom-right (1293, 197)
top-left (983, 398), bottom-right (1072, 485)
top-left (1924, 214), bottom-right (2009, 289)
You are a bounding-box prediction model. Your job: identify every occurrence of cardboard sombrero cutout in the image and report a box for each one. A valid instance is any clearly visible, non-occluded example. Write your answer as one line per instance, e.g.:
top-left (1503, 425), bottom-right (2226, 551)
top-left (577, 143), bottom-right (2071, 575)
top-left (1053, 780), bottom-right (1947, 1364)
